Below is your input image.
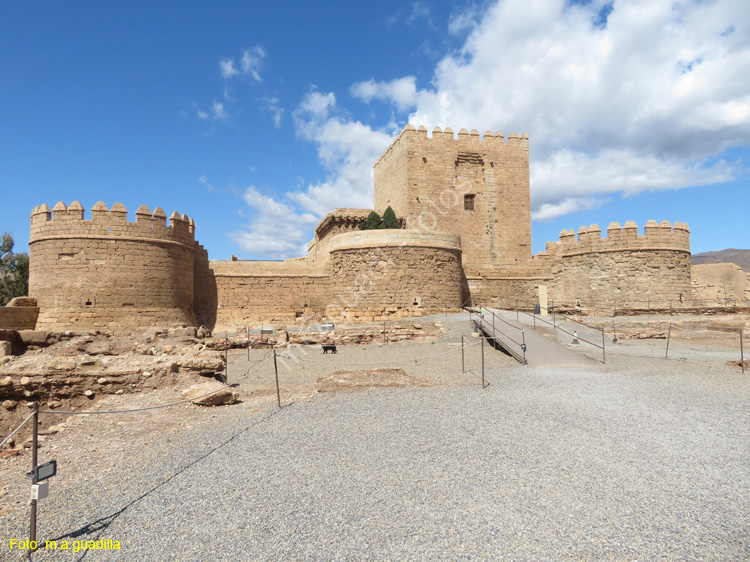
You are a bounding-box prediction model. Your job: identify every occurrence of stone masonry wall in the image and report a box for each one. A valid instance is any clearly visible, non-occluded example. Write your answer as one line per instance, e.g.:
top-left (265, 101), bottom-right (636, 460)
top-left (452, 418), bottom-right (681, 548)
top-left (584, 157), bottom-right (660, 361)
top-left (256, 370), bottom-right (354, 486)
top-left (29, 202), bottom-right (196, 331)
top-left (327, 230), bottom-right (465, 323)
top-left (543, 220), bottom-right (692, 306)
top-left (373, 125), bottom-right (532, 269)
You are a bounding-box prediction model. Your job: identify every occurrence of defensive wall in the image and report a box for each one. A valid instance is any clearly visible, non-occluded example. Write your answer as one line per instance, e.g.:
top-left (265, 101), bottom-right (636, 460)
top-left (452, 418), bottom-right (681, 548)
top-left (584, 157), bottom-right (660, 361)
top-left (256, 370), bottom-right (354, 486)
top-left (22, 125), bottom-right (694, 333)
top-left (29, 201), bottom-right (197, 330)
top-left (204, 230), bottom-right (464, 330)
top-left (543, 220), bottom-right (692, 305)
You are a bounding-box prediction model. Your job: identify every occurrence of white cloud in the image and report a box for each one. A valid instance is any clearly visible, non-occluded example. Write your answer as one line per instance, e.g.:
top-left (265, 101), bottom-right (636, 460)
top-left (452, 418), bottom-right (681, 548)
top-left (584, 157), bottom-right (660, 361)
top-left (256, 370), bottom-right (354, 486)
top-left (290, 90), bottom-right (395, 216)
top-left (386, 1), bottom-right (434, 28)
top-left (219, 58), bottom-right (238, 79)
top-left (448, 3), bottom-right (482, 35)
top-left (219, 46), bottom-right (266, 82)
top-left (228, 186), bottom-right (319, 259)
top-left (397, 0), bottom-right (750, 218)
top-left (350, 76), bottom-right (419, 112)
top-left (241, 46), bottom-right (266, 82)
top-left (229, 0), bottom-right (750, 256)
top-left (263, 97), bottom-right (284, 128)
top-left (531, 197), bottom-right (607, 221)
top-left (212, 101), bottom-right (228, 121)
top-left (198, 174), bottom-right (216, 192)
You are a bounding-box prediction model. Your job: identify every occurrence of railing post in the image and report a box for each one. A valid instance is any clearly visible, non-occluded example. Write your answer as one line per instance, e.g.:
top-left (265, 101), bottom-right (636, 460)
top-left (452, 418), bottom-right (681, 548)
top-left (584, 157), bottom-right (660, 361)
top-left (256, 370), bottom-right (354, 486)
top-left (522, 329), bottom-right (526, 364)
top-left (224, 336), bottom-right (229, 383)
top-left (461, 334), bottom-right (465, 373)
top-left (516, 299), bottom-right (519, 321)
top-left (481, 334), bottom-right (485, 389)
top-left (247, 327), bottom-right (250, 361)
top-left (665, 323), bottom-right (672, 359)
top-left (533, 310), bottom-right (536, 330)
top-left (601, 328), bottom-right (606, 364)
top-left (741, 330), bottom-right (745, 374)
top-left (29, 401), bottom-right (39, 549)
top-left (273, 350), bottom-right (281, 408)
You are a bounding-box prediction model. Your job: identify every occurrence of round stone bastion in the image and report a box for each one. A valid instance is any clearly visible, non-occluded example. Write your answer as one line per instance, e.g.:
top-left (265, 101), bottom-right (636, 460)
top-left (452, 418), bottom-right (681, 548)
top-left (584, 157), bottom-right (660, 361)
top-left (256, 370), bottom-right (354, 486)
top-left (326, 229), bottom-right (465, 319)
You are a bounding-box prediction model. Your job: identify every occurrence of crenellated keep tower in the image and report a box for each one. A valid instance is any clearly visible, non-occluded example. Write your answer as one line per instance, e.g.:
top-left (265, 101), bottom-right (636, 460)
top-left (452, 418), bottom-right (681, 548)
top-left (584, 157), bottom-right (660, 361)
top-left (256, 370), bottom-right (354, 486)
top-left (374, 124), bottom-right (531, 269)
top-left (29, 201), bottom-right (198, 330)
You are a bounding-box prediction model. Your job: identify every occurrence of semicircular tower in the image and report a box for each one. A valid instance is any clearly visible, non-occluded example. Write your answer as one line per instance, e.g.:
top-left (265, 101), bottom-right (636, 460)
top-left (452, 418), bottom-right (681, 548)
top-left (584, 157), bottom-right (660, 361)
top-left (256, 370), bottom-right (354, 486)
top-left (29, 201), bottom-right (197, 330)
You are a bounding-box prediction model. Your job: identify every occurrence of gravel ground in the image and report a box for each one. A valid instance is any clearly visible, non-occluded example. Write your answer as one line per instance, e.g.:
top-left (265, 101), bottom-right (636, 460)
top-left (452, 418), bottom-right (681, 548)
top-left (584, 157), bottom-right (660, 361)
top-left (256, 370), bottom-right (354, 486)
top-left (1, 314), bottom-right (748, 561)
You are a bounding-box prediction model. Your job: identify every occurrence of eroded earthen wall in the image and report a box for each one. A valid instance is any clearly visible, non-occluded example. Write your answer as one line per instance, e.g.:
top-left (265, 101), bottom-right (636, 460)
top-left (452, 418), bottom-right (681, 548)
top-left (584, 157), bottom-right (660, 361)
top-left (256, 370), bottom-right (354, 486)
top-left (0, 298), bottom-right (39, 330)
top-left (29, 202), bottom-right (196, 331)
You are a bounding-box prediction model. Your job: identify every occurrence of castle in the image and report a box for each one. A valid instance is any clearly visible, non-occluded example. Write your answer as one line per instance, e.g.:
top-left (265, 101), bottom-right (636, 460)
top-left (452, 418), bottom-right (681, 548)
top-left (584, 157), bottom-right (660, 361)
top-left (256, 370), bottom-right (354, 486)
top-left (22, 125), bottom-right (692, 333)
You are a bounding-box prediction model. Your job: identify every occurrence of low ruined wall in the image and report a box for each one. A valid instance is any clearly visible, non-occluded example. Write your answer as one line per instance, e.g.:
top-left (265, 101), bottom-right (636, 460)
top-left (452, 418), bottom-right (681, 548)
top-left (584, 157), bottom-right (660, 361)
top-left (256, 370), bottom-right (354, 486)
top-left (327, 230), bottom-right (465, 322)
top-left (210, 259), bottom-right (332, 333)
top-left (0, 298), bottom-right (39, 330)
top-left (465, 275), bottom-right (551, 307)
top-left (29, 202), bottom-right (197, 331)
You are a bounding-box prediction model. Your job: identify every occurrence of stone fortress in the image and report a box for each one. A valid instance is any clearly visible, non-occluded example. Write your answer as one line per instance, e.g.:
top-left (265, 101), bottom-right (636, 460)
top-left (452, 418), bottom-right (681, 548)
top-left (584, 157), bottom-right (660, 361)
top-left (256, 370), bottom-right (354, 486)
top-left (20, 124), bottom-right (692, 333)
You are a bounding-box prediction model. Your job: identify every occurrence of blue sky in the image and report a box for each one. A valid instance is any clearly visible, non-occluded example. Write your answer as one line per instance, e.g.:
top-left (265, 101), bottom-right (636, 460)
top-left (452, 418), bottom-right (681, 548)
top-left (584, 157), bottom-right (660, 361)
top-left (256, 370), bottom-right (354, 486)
top-left (1, 0), bottom-right (748, 260)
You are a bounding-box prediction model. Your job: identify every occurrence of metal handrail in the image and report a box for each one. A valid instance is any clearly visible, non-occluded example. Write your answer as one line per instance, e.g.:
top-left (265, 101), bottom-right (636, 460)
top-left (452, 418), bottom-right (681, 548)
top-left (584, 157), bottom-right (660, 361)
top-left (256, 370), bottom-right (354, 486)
top-left (466, 306), bottom-right (527, 364)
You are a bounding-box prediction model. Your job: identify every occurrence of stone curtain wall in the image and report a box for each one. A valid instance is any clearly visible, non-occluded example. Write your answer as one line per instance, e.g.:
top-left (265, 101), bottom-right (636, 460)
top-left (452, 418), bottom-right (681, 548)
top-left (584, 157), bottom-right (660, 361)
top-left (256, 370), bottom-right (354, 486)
top-left (373, 125), bottom-right (532, 269)
top-left (465, 275), bottom-right (551, 307)
top-left (193, 244), bottom-right (218, 329)
top-left (208, 260), bottom-right (332, 332)
top-left (544, 220), bottom-right (692, 306)
top-left (29, 202), bottom-right (197, 330)
top-left (327, 230), bottom-right (465, 322)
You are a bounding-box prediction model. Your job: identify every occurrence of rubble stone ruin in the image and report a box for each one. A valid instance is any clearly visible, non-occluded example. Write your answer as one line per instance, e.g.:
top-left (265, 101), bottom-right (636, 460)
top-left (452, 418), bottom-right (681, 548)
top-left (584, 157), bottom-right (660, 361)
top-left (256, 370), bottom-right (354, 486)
top-left (10, 125), bottom-right (692, 333)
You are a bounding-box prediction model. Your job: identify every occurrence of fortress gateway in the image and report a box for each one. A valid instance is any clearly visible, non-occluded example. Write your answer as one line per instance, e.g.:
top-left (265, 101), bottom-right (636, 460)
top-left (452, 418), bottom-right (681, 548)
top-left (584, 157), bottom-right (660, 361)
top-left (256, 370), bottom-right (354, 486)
top-left (27, 125), bottom-right (692, 332)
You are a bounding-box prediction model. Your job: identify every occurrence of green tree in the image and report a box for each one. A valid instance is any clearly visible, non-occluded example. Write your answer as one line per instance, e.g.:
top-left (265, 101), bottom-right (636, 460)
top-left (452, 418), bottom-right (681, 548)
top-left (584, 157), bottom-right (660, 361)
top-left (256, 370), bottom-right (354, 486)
top-left (381, 206), bottom-right (399, 229)
top-left (0, 233), bottom-right (29, 306)
top-left (359, 211), bottom-right (382, 230)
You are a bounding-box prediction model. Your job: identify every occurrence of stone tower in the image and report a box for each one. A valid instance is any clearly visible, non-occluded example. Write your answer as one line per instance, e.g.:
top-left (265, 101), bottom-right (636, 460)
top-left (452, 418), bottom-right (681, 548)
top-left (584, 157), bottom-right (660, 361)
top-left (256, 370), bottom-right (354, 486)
top-left (373, 125), bottom-right (532, 269)
top-left (29, 201), bottom-right (197, 330)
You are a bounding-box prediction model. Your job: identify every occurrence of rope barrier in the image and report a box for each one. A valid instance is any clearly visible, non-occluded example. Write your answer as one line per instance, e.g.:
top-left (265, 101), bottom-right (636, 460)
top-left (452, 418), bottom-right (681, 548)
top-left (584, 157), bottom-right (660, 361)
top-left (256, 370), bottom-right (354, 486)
top-left (39, 355), bottom-right (273, 416)
top-left (276, 340), bottom-right (482, 366)
top-left (0, 410), bottom-right (36, 449)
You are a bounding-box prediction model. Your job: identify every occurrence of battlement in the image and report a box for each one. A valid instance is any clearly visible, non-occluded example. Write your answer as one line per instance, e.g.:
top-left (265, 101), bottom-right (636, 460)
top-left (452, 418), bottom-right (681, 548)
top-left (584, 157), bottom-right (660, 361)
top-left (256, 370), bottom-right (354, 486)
top-left (542, 220), bottom-right (691, 256)
top-left (30, 201), bottom-right (196, 248)
top-left (374, 124), bottom-right (529, 167)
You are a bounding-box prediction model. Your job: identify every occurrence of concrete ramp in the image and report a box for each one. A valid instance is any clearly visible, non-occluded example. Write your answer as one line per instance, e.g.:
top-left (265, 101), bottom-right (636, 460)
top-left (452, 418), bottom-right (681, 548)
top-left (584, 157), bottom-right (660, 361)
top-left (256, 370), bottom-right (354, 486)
top-left (472, 311), bottom-right (595, 368)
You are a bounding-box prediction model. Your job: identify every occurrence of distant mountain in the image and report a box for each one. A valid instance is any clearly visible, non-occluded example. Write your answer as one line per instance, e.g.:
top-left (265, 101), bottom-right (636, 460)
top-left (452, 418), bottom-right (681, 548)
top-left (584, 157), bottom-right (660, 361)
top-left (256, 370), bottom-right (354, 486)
top-left (691, 249), bottom-right (750, 270)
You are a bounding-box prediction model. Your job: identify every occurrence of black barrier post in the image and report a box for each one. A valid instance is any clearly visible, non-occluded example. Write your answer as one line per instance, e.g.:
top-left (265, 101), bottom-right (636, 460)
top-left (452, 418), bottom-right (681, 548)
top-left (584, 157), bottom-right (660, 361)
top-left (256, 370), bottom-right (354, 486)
top-left (224, 336), bottom-right (229, 383)
top-left (461, 335), bottom-right (465, 373)
top-left (665, 324), bottom-right (672, 359)
top-left (29, 401), bottom-right (39, 549)
top-left (273, 350), bottom-right (281, 407)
